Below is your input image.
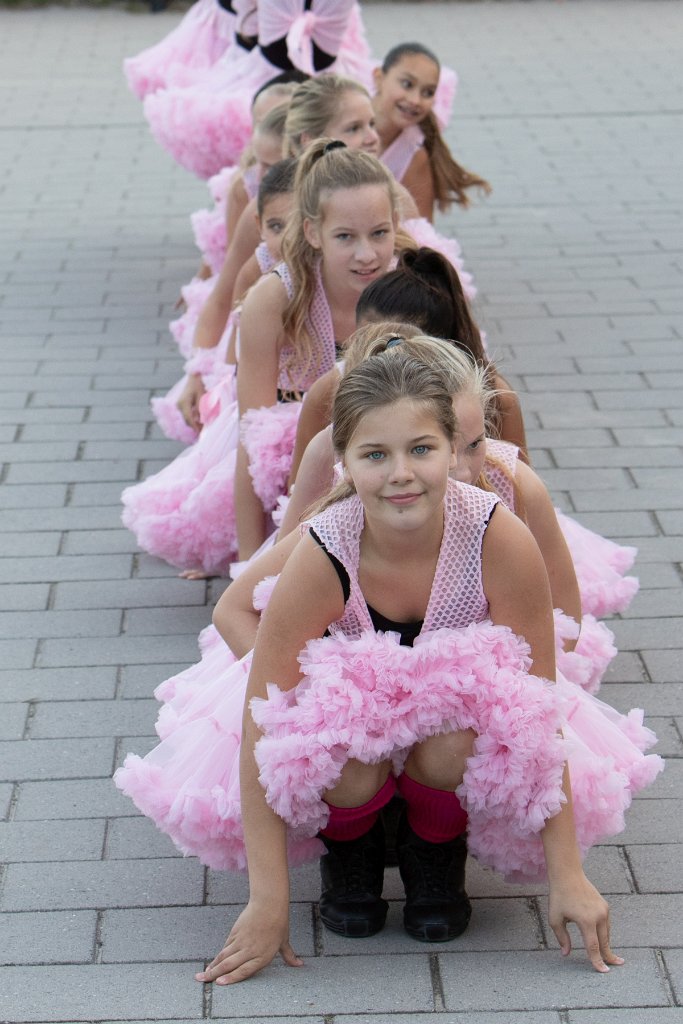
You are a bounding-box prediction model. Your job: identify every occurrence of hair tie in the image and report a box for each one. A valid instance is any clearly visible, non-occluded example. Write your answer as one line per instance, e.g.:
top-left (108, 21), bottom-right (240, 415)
top-left (385, 336), bottom-right (403, 349)
top-left (323, 139), bottom-right (346, 155)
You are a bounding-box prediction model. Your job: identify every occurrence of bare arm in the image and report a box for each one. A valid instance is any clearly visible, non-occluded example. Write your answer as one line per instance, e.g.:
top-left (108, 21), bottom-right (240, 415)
top-left (212, 529), bottom-right (301, 657)
top-left (493, 372), bottom-right (529, 463)
top-left (482, 506), bottom-right (621, 972)
top-left (288, 370), bottom-right (339, 483)
top-left (197, 536), bottom-right (345, 986)
top-left (235, 273), bottom-right (288, 558)
top-left (233, 253), bottom-right (263, 304)
top-left (225, 173), bottom-right (249, 244)
top-left (279, 427), bottom-right (336, 537)
top-left (193, 199), bottom-right (262, 351)
top-left (401, 147), bottom-right (435, 222)
top-left (515, 460), bottom-right (582, 636)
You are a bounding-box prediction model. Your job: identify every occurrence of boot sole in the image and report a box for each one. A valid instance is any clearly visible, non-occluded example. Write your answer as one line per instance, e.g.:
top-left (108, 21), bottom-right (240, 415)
top-left (319, 914), bottom-right (387, 938)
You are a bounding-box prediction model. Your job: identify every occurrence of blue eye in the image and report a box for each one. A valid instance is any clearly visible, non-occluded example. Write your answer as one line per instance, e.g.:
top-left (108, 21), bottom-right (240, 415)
top-left (468, 440), bottom-right (482, 451)
top-left (413, 445), bottom-right (430, 455)
top-left (366, 451), bottom-right (384, 461)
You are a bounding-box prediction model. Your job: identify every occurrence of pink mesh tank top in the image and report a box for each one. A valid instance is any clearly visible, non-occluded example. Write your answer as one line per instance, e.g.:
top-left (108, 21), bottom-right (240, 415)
top-left (484, 438), bottom-right (520, 514)
top-left (306, 478), bottom-right (499, 639)
top-left (380, 124), bottom-right (425, 184)
top-left (273, 261), bottom-right (336, 392)
top-left (255, 241), bottom-right (276, 275)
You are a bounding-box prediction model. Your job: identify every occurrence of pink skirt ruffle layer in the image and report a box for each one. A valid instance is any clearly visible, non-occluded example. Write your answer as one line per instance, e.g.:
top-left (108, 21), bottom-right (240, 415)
top-left (114, 621), bottom-right (662, 881)
top-left (123, 0), bottom-right (235, 100)
top-left (557, 511), bottom-right (639, 617)
top-left (122, 397), bottom-right (300, 575)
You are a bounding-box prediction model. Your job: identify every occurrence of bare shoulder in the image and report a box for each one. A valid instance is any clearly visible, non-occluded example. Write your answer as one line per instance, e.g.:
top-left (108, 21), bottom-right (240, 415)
top-left (240, 272), bottom-right (288, 334)
top-left (482, 502), bottom-right (547, 586)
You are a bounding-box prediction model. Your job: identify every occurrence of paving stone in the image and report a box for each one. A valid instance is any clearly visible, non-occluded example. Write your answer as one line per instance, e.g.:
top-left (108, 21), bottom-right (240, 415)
top-left (0, 964), bottom-right (203, 1022)
top-left (0, 608), bottom-right (122, 640)
top-left (0, 819), bottom-right (105, 862)
top-left (105, 815), bottom-right (183, 860)
top-left (0, 583), bottom-right (50, 612)
top-left (0, 702), bottom-right (29, 740)
top-left (118, 661), bottom-right (192, 698)
top-left (439, 949), bottom-right (666, 1011)
top-left (53, 577), bottom-right (207, 611)
top-left (6, 459), bottom-right (138, 485)
top-left (37, 633), bottom-right (200, 668)
top-left (627, 844), bottom-right (683, 894)
top-left (1, 857), bottom-right (204, 911)
top-left (540, 893), bottom-right (683, 949)
top-left (0, 783), bottom-right (14, 820)
top-left (609, 618), bottom-right (683, 652)
top-left (0, 554), bottom-right (133, 584)
top-left (0, 506), bottom-right (121, 532)
top-left (124, 606), bottom-right (212, 636)
top-left (29, 698), bottom-right (158, 739)
top-left (663, 950), bottom-right (683, 1005)
top-left (569, 1013), bottom-right (683, 1024)
top-left (61, 529), bottom-right (141, 555)
top-left (0, 736), bottom-right (115, 782)
top-left (0, 666), bottom-right (117, 703)
top-left (601, 799), bottom-right (683, 845)
top-left (210, 954), bottom-right (434, 1017)
top-left (100, 903), bottom-right (315, 962)
top-left (0, 532), bottom-right (61, 557)
top-left (0, 638), bottom-right (37, 670)
top-left (0, 910), bottom-right (97, 966)
top-left (14, 778), bottom-right (134, 821)
top-left (641, 651), bottom-right (683, 685)
top-left (465, 845), bottom-right (633, 899)
top-left (0, 484), bottom-right (68, 509)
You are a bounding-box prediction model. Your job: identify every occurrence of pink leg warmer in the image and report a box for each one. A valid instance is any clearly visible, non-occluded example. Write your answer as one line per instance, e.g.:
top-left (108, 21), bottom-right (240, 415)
top-left (398, 773), bottom-right (468, 844)
top-left (322, 776), bottom-right (397, 841)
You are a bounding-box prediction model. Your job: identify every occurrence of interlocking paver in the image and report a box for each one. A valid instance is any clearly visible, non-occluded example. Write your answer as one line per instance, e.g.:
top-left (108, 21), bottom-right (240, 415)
top-left (0, 910), bottom-right (97, 966)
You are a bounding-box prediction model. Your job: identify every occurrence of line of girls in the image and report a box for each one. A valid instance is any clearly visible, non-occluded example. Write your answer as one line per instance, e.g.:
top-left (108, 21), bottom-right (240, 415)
top-left (114, 1), bottom-right (661, 989)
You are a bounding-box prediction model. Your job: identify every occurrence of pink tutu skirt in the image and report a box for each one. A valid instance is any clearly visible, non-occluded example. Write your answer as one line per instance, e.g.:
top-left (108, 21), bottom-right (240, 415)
top-left (557, 511), bottom-right (639, 617)
top-left (122, 397), bottom-right (300, 576)
top-left (143, 4), bottom-right (373, 177)
top-left (114, 619), bottom-right (662, 879)
top-left (124, 0), bottom-right (236, 101)
top-left (190, 166), bottom-right (239, 275)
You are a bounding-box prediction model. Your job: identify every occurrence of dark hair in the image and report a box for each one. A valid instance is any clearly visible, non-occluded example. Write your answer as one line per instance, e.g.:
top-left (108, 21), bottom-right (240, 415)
top-left (257, 158), bottom-right (298, 217)
top-left (252, 69), bottom-right (310, 106)
top-left (382, 41), bottom-right (440, 74)
top-left (357, 247), bottom-right (486, 363)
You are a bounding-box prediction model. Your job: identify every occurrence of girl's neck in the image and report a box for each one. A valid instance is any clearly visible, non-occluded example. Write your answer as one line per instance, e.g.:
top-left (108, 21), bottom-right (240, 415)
top-left (319, 262), bottom-right (361, 342)
top-left (361, 502), bottom-right (445, 566)
top-left (371, 100), bottom-right (402, 150)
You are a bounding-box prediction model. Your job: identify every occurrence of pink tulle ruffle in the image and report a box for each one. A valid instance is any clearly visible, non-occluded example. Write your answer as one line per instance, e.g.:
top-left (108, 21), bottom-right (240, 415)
top-left (557, 511), bottom-right (639, 617)
top-left (240, 401), bottom-right (302, 512)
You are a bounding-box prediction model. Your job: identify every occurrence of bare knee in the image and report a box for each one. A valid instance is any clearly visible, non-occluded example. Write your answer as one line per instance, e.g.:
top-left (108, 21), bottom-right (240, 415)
top-left (404, 729), bottom-right (476, 791)
top-left (324, 759), bottom-right (391, 808)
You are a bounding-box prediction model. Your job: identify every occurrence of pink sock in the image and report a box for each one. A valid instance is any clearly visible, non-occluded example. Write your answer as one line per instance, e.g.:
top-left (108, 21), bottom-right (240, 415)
top-left (322, 776), bottom-right (397, 841)
top-left (398, 773), bottom-right (468, 844)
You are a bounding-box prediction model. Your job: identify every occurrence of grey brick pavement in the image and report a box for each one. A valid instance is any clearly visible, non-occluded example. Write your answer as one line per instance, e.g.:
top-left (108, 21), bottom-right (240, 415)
top-left (0, 1), bottom-right (681, 1020)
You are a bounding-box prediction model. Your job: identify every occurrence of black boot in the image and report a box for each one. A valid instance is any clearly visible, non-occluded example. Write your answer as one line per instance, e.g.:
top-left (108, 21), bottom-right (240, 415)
top-left (397, 813), bottom-right (471, 942)
top-left (318, 817), bottom-right (388, 938)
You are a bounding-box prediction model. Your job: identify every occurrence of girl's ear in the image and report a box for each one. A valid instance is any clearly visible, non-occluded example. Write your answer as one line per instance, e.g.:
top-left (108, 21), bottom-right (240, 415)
top-left (448, 442), bottom-right (457, 473)
top-left (300, 130), bottom-right (313, 148)
top-left (372, 66), bottom-right (384, 93)
top-left (342, 459), bottom-right (354, 486)
top-left (303, 217), bottom-right (322, 250)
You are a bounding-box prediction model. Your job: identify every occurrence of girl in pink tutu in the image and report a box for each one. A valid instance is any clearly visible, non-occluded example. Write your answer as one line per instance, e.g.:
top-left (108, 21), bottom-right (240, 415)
top-left (115, 336), bottom-right (661, 979)
top-left (122, 141), bottom-right (400, 574)
top-left (288, 246), bottom-right (526, 482)
top-left (143, 0), bottom-right (373, 177)
top-left (196, 347), bottom-right (636, 981)
top-left (372, 42), bottom-right (491, 221)
top-left (169, 75), bottom-right (384, 440)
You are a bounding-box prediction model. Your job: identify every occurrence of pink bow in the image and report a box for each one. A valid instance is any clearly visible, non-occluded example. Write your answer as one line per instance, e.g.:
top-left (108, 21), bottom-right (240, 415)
top-left (286, 12), bottom-right (318, 76)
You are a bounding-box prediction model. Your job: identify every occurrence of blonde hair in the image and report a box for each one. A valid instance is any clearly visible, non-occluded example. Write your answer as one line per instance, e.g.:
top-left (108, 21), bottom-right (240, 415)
top-left (257, 100), bottom-right (292, 149)
top-left (284, 76), bottom-right (371, 157)
top-left (280, 139), bottom-right (399, 381)
top-left (309, 346), bottom-right (457, 515)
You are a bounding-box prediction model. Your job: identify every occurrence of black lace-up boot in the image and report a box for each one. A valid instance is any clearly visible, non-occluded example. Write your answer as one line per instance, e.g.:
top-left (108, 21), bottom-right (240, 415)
top-left (396, 812), bottom-right (471, 942)
top-left (318, 817), bottom-right (388, 937)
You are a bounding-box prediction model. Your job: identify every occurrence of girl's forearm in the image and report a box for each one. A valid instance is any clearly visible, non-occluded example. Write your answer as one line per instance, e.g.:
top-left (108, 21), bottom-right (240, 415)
top-left (235, 444), bottom-right (268, 559)
top-left (193, 288), bottom-right (233, 350)
top-left (541, 763), bottom-right (584, 885)
top-left (240, 715), bottom-right (290, 905)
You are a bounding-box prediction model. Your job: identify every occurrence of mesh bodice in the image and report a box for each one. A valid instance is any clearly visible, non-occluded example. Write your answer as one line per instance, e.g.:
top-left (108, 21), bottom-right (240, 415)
top-left (255, 241), bottom-right (276, 275)
top-left (484, 438), bottom-right (519, 514)
top-left (306, 478), bottom-right (499, 639)
top-left (273, 261), bottom-right (336, 392)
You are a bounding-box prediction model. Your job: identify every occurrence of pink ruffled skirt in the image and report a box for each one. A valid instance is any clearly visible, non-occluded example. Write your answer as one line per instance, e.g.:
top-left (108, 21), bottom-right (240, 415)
top-left (114, 620), bottom-right (662, 880)
top-left (557, 511), bottom-right (638, 617)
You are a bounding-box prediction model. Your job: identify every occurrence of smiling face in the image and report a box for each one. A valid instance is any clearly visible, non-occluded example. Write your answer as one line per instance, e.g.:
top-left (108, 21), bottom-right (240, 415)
top-left (451, 393), bottom-right (487, 485)
top-left (343, 397), bottom-right (455, 532)
top-left (374, 53), bottom-right (440, 131)
top-left (304, 184), bottom-right (397, 296)
top-left (322, 89), bottom-right (380, 154)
